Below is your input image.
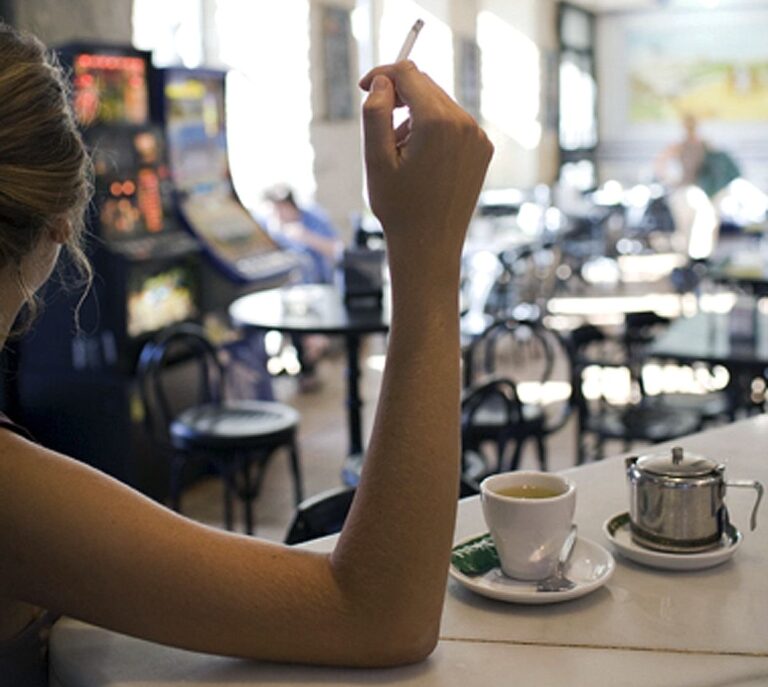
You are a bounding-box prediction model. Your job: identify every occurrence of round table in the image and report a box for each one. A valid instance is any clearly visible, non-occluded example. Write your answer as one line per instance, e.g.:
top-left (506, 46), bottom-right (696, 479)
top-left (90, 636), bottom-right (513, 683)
top-left (229, 284), bottom-right (390, 484)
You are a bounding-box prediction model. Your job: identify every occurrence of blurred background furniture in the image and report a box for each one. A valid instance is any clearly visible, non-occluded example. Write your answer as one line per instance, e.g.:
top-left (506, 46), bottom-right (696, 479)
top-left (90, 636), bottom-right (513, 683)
top-left (284, 485), bottom-right (356, 545)
top-left (568, 321), bottom-right (705, 463)
top-left (229, 283), bottom-right (390, 486)
top-left (138, 323), bottom-right (304, 535)
top-left (460, 318), bottom-right (574, 485)
top-left (648, 304), bottom-right (768, 417)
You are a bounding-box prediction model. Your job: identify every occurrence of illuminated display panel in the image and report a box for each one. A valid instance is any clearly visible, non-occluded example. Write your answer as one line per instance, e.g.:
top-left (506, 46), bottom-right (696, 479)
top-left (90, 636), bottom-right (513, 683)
top-left (126, 260), bottom-right (199, 338)
top-left (73, 52), bottom-right (149, 126)
top-left (89, 127), bottom-right (175, 242)
top-left (163, 71), bottom-right (230, 194)
top-left (163, 69), bottom-right (279, 258)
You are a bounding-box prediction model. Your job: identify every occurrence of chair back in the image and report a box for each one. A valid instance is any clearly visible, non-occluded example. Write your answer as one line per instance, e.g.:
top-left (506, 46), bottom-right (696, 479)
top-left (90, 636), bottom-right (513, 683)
top-left (465, 319), bottom-right (573, 432)
top-left (284, 486), bottom-right (356, 545)
top-left (137, 323), bottom-right (227, 446)
top-left (464, 318), bottom-right (551, 386)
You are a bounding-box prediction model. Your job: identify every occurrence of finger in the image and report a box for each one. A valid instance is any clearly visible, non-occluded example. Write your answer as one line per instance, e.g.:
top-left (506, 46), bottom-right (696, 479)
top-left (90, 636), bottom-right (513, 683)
top-left (362, 75), bottom-right (397, 169)
top-left (360, 63), bottom-right (407, 109)
top-left (360, 61), bottom-right (439, 112)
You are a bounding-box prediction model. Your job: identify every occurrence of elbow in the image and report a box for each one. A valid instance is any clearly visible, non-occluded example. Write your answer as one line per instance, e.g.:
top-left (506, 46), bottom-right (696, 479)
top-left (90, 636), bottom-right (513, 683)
top-left (348, 611), bottom-right (441, 668)
top-left (382, 625), bottom-right (439, 668)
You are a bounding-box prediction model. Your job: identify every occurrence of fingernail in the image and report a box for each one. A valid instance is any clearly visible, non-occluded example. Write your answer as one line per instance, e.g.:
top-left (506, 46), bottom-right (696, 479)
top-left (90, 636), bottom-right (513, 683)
top-left (372, 75), bottom-right (389, 91)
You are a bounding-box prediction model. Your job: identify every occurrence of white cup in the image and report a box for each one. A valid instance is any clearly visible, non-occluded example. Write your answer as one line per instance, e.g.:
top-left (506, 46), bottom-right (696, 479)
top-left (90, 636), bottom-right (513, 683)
top-left (480, 471), bottom-right (576, 581)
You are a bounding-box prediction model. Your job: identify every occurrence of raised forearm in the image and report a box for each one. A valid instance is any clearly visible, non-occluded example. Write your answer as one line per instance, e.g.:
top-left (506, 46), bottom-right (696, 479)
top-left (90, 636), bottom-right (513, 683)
top-left (327, 60), bottom-right (492, 660)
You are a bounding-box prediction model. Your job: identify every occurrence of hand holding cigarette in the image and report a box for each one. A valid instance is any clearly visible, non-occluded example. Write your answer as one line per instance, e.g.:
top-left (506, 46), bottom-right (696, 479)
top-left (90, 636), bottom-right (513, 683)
top-left (358, 24), bottom-right (493, 286)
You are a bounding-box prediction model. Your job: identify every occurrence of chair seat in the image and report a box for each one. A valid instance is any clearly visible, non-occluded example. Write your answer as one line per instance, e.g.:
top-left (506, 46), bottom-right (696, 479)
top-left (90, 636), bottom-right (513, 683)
top-left (588, 405), bottom-right (701, 443)
top-left (171, 400), bottom-right (300, 451)
top-left (469, 397), bottom-right (543, 430)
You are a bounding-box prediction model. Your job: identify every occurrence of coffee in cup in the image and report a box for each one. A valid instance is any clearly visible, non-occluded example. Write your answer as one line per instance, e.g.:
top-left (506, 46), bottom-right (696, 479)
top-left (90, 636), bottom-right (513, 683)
top-left (480, 471), bottom-right (576, 580)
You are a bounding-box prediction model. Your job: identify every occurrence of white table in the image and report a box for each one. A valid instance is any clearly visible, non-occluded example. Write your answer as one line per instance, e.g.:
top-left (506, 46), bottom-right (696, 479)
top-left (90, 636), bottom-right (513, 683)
top-left (51, 417), bottom-right (768, 686)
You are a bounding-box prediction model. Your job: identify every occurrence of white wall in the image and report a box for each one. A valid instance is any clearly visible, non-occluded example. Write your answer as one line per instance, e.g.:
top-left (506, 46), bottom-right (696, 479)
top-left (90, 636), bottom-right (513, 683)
top-left (308, 0), bottom-right (363, 240)
top-left (596, 7), bottom-right (768, 189)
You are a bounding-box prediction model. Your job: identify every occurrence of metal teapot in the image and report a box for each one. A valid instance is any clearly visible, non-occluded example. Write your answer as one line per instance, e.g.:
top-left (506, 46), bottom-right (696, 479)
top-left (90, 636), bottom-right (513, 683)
top-left (625, 446), bottom-right (763, 553)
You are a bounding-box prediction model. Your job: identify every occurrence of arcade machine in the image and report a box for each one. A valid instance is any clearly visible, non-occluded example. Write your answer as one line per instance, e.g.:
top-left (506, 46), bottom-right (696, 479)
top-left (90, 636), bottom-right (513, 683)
top-left (15, 45), bottom-right (203, 498)
top-left (152, 66), bottom-right (298, 312)
top-left (152, 67), bottom-right (299, 399)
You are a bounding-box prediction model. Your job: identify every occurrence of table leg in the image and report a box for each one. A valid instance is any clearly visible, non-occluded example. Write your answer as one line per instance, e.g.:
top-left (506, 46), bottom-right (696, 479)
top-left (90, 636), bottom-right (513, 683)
top-left (341, 334), bottom-right (365, 487)
top-left (346, 333), bottom-right (364, 456)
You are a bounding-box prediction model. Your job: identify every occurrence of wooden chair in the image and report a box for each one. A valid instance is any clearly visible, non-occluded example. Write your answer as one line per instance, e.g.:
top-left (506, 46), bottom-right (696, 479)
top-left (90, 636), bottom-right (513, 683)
top-left (137, 323), bottom-right (304, 535)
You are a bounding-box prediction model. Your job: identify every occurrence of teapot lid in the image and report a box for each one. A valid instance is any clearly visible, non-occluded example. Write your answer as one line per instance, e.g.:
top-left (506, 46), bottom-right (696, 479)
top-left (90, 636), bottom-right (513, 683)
top-left (636, 446), bottom-right (720, 477)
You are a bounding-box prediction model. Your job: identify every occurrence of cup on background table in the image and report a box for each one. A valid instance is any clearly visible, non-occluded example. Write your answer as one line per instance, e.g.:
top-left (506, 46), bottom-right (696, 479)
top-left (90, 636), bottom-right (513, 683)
top-left (481, 471), bottom-right (576, 580)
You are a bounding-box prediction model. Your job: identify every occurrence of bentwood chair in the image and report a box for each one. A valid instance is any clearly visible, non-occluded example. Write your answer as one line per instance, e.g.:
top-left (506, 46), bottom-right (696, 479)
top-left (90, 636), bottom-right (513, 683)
top-left (461, 318), bottom-right (574, 483)
top-left (284, 478), bottom-right (481, 546)
top-left (284, 486), bottom-right (356, 545)
top-left (137, 323), bottom-right (304, 534)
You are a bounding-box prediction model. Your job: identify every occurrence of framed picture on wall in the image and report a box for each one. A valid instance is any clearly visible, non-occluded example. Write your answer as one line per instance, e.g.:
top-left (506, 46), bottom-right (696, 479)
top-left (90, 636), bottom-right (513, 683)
top-left (322, 5), bottom-right (354, 121)
top-left (626, 19), bottom-right (768, 123)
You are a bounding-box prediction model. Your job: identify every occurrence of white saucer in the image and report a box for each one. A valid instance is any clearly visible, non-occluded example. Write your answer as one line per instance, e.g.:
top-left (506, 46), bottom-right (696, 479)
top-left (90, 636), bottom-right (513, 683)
top-left (449, 534), bottom-right (615, 605)
top-left (602, 512), bottom-right (742, 571)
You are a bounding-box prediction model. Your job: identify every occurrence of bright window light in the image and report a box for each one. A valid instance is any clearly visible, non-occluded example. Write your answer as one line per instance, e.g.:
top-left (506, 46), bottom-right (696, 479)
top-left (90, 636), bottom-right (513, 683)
top-left (559, 53), bottom-right (597, 151)
top-left (214, 0), bottom-right (315, 211)
top-left (132, 0), bottom-right (204, 67)
top-left (477, 11), bottom-right (541, 150)
top-left (378, 0), bottom-right (454, 96)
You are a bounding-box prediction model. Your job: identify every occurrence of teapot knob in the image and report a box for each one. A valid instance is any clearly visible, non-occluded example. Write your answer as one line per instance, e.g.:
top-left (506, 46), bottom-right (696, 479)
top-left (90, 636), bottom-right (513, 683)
top-left (672, 446), bottom-right (684, 465)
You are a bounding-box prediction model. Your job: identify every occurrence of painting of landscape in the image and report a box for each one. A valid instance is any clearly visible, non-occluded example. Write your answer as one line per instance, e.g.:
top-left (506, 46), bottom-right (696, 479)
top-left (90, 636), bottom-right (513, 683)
top-left (628, 24), bottom-right (768, 122)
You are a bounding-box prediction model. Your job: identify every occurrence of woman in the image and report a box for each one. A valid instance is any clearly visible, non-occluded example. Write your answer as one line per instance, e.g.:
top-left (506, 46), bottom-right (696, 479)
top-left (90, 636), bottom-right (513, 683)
top-left (0, 23), bottom-right (492, 684)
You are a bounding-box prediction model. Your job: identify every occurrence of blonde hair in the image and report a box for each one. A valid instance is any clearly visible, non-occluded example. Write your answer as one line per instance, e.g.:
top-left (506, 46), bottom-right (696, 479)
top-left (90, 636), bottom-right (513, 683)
top-left (0, 23), bottom-right (92, 330)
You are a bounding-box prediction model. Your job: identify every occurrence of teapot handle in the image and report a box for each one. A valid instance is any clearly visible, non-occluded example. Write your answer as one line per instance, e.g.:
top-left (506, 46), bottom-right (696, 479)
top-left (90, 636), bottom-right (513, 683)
top-left (726, 480), bottom-right (764, 531)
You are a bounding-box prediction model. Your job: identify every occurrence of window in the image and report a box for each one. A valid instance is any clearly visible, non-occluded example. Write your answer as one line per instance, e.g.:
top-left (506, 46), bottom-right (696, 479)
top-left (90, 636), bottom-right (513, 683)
top-left (478, 10), bottom-right (541, 151)
top-left (132, 0), bottom-right (204, 68)
top-left (133, 0), bottom-right (315, 212)
top-left (558, 2), bottom-right (598, 190)
top-left (214, 0), bottom-right (315, 210)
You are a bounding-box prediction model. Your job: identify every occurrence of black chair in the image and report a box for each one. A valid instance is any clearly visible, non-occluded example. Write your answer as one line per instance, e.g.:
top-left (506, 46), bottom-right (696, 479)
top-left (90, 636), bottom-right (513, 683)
top-left (460, 318), bottom-right (574, 482)
top-left (137, 323), bottom-right (304, 535)
top-left (283, 474), bottom-right (479, 545)
top-left (285, 486), bottom-right (356, 545)
top-left (568, 322), bottom-right (704, 463)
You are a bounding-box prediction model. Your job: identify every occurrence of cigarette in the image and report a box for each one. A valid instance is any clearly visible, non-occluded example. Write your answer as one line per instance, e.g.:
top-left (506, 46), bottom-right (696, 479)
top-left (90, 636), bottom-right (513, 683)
top-left (395, 19), bottom-right (424, 62)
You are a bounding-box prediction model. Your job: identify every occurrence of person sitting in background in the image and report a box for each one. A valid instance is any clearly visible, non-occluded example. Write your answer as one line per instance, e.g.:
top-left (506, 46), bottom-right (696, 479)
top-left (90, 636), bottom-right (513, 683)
top-left (264, 184), bottom-right (343, 285)
top-left (0, 22), bottom-right (493, 685)
top-left (263, 184), bottom-right (344, 391)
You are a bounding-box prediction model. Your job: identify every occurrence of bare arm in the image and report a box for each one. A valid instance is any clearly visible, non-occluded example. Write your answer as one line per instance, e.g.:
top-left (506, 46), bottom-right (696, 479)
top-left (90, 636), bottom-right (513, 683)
top-left (0, 61), bottom-right (492, 667)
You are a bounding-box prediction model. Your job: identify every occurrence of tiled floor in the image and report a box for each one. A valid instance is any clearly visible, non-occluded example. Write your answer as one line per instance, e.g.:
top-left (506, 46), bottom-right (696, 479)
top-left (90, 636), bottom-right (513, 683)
top-left (180, 333), bottom-right (592, 542)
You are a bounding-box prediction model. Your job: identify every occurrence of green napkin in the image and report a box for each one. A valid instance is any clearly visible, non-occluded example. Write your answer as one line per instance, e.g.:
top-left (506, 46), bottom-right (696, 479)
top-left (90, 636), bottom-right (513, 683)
top-left (451, 534), bottom-right (500, 575)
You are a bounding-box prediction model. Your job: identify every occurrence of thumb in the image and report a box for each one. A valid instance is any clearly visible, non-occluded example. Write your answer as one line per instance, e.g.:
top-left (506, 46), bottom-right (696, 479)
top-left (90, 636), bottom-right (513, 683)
top-left (362, 75), bottom-right (396, 169)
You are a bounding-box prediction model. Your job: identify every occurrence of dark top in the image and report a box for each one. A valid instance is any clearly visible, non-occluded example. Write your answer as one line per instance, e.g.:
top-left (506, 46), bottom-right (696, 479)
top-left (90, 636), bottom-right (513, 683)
top-left (0, 411), bottom-right (56, 687)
